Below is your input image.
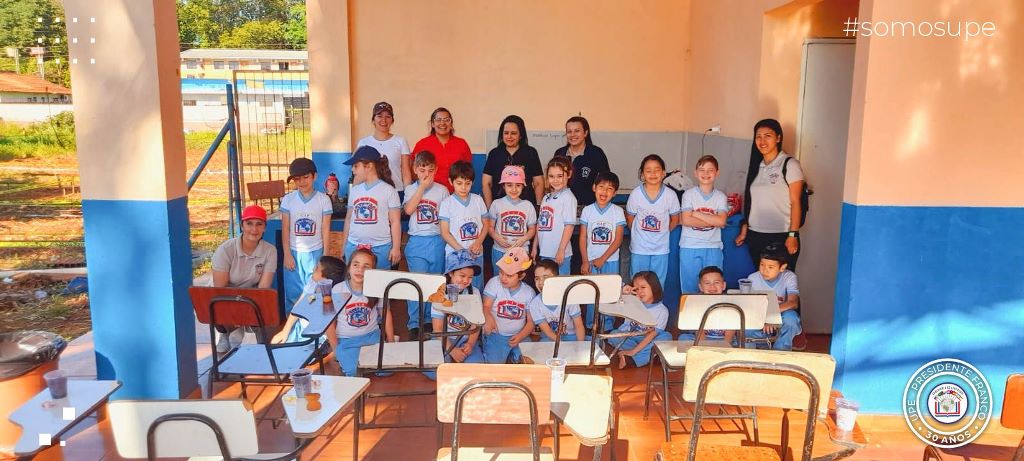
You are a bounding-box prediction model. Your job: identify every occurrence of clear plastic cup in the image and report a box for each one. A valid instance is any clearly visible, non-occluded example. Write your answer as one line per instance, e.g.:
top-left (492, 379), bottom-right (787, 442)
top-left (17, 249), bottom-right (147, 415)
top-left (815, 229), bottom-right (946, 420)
top-left (835, 397), bottom-right (859, 432)
top-left (318, 279), bottom-right (333, 304)
top-left (738, 279), bottom-right (753, 293)
top-left (446, 284), bottom-right (460, 303)
top-left (44, 369), bottom-right (69, 399)
top-left (290, 369), bottom-right (313, 398)
top-left (546, 358), bottom-right (567, 398)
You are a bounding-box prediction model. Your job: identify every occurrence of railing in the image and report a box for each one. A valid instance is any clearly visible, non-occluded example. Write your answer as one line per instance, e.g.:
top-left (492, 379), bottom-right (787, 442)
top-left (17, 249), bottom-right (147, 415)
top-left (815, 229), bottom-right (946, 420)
top-left (187, 84), bottom-right (243, 237)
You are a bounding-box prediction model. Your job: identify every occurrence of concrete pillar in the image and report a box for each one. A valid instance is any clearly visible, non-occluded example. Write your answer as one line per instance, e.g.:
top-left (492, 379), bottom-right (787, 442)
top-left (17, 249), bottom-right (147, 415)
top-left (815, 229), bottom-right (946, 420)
top-left (64, 0), bottom-right (197, 398)
top-left (307, 0), bottom-right (354, 190)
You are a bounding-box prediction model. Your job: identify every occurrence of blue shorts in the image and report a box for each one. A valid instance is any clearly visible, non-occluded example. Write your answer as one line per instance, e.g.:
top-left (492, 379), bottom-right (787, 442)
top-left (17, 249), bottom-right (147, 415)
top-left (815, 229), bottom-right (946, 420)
top-left (630, 253), bottom-right (669, 283)
top-left (679, 247), bottom-right (724, 294)
top-left (344, 241), bottom-right (392, 269)
top-left (284, 248), bottom-right (323, 310)
top-left (405, 235), bottom-right (445, 329)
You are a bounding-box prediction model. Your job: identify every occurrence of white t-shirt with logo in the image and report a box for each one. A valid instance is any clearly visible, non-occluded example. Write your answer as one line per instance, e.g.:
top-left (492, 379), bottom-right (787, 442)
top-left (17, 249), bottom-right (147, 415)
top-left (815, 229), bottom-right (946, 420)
top-left (615, 302), bottom-right (669, 333)
top-left (488, 196), bottom-right (537, 251)
top-left (579, 202), bottom-right (626, 262)
top-left (483, 276), bottom-right (536, 336)
top-left (749, 153), bottom-right (804, 233)
top-left (346, 180), bottom-right (400, 247)
top-left (528, 294), bottom-right (581, 336)
top-left (430, 286), bottom-right (476, 333)
top-left (537, 188), bottom-right (578, 258)
top-left (626, 186), bottom-right (680, 256)
top-left (403, 181), bottom-right (449, 236)
top-left (332, 281), bottom-right (382, 338)
top-left (679, 187), bottom-right (729, 249)
top-left (280, 190), bottom-right (333, 252)
top-left (748, 270), bottom-right (800, 303)
top-left (357, 134), bottom-right (411, 191)
top-left (439, 193), bottom-right (488, 255)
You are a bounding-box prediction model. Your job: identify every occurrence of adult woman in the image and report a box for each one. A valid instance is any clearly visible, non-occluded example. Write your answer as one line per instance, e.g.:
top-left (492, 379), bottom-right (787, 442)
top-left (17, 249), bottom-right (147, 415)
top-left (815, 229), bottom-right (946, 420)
top-left (736, 118), bottom-right (805, 269)
top-left (482, 115), bottom-right (544, 207)
top-left (357, 101), bottom-right (412, 190)
top-left (411, 107), bottom-right (473, 192)
top-left (553, 116), bottom-right (609, 206)
top-left (210, 205), bottom-right (277, 351)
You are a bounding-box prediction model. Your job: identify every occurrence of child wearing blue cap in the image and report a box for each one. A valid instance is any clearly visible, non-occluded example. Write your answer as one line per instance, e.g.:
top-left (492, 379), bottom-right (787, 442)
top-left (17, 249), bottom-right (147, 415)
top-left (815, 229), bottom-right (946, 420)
top-left (431, 249), bottom-right (486, 365)
top-left (338, 145), bottom-right (402, 269)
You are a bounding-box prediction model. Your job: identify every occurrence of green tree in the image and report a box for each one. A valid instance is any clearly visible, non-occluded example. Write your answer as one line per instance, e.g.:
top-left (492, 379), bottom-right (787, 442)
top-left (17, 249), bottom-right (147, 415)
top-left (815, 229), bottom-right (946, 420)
top-left (218, 20), bottom-right (286, 49)
top-left (177, 0), bottom-right (221, 49)
top-left (283, 3), bottom-right (306, 49)
top-left (0, 0), bottom-right (69, 86)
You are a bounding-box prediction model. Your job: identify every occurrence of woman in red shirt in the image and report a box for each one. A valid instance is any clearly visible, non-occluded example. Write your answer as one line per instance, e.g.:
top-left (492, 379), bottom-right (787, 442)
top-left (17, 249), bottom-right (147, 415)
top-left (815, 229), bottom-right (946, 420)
top-left (412, 107), bottom-right (473, 192)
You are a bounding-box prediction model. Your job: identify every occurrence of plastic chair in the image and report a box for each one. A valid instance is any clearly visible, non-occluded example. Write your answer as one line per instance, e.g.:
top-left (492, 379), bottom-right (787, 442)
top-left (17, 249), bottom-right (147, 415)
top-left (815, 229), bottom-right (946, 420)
top-left (644, 295), bottom-right (768, 441)
top-left (435, 363), bottom-right (555, 461)
top-left (923, 373), bottom-right (1024, 461)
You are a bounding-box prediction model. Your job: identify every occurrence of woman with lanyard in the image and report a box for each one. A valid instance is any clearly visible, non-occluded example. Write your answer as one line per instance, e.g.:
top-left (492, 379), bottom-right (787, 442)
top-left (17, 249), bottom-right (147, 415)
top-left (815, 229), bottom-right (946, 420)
top-left (553, 115), bottom-right (609, 207)
top-left (481, 115), bottom-right (544, 207)
top-left (411, 107), bottom-right (473, 192)
top-left (736, 118), bottom-right (805, 269)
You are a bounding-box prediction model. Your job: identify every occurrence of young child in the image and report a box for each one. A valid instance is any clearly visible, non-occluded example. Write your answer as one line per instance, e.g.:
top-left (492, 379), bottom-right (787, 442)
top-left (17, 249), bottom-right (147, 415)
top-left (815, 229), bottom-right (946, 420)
top-left (339, 145), bottom-right (402, 269)
top-left (488, 165), bottom-right (537, 274)
top-left (679, 155), bottom-right (729, 294)
top-left (528, 259), bottom-right (586, 343)
top-left (431, 249), bottom-right (485, 364)
top-left (403, 151), bottom-right (449, 336)
top-left (580, 171), bottom-right (625, 276)
top-left (482, 247), bottom-right (536, 363)
top-left (744, 244), bottom-right (802, 350)
top-left (327, 249), bottom-right (396, 377)
top-left (356, 101), bottom-right (413, 189)
top-left (626, 155), bottom-right (680, 283)
top-left (680, 265), bottom-right (730, 343)
top-left (439, 160), bottom-right (490, 290)
top-left (281, 157), bottom-right (333, 308)
top-left (533, 157), bottom-right (577, 275)
top-left (609, 271), bottom-right (671, 369)
top-left (271, 255), bottom-right (346, 344)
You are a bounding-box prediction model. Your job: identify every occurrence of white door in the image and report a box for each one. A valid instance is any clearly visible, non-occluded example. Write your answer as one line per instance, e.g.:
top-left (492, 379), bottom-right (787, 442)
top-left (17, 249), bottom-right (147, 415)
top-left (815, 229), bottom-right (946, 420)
top-left (795, 39), bottom-right (855, 334)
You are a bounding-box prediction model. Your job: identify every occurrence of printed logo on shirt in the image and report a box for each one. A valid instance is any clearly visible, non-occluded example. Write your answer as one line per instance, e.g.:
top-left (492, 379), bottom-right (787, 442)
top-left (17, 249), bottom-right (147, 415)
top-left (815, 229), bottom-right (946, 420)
top-left (447, 315), bottom-right (467, 331)
top-left (640, 214), bottom-right (662, 232)
top-left (459, 221), bottom-right (479, 241)
top-left (768, 168), bottom-right (781, 185)
top-left (345, 302), bottom-right (371, 327)
top-left (496, 300), bottom-right (526, 320)
top-left (353, 197), bottom-right (379, 224)
top-left (691, 207), bottom-right (715, 232)
top-left (580, 166), bottom-right (591, 178)
top-left (416, 199), bottom-right (439, 224)
top-left (254, 263), bottom-right (265, 277)
top-left (591, 224), bottom-right (613, 244)
top-left (538, 206), bottom-right (554, 231)
top-left (500, 210), bottom-right (527, 237)
top-left (294, 217), bottom-right (316, 236)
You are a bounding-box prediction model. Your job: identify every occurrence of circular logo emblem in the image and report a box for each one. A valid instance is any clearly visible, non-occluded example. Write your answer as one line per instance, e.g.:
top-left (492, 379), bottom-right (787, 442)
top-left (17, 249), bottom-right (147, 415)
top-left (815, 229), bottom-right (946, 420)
top-left (902, 358), bottom-right (993, 448)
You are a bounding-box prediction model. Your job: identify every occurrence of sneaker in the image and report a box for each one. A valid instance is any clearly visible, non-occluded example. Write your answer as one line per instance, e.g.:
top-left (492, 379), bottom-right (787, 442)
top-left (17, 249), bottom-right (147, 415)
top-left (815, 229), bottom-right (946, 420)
top-left (792, 332), bottom-right (808, 351)
top-left (408, 328), bottom-right (420, 341)
top-left (228, 327), bottom-right (246, 348)
top-left (215, 331), bottom-right (230, 353)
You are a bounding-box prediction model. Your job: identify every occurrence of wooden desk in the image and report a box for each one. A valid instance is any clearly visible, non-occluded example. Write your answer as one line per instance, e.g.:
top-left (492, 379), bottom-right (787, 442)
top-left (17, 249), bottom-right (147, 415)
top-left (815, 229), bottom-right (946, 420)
top-left (9, 380), bottom-right (121, 456)
top-left (552, 373), bottom-right (614, 460)
top-left (281, 375), bottom-right (371, 459)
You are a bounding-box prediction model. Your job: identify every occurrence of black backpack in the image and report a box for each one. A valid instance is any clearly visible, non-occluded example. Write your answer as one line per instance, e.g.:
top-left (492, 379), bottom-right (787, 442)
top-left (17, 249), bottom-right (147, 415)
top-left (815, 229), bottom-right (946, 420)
top-left (782, 157), bottom-right (811, 228)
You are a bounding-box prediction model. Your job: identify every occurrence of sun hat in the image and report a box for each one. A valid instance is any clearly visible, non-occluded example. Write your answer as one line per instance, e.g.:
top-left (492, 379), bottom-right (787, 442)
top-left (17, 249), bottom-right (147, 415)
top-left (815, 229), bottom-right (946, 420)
top-left (445, 249), bottom-right (482, 276)
top-left (499, 165), bottom-right (526, 185)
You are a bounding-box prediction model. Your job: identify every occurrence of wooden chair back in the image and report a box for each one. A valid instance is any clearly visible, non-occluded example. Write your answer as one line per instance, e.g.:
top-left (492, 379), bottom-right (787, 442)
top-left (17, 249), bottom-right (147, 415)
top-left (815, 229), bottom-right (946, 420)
top-left (436, 363), bottom-right (552, 425)
top-left (246, 180), bottom-right (285, 212)
top-left (189, 286), bottom-right (281, 328)
top-left (678, 294), bottom-right (767, 330)
top-left (108, 399), bottom-right (258, 459)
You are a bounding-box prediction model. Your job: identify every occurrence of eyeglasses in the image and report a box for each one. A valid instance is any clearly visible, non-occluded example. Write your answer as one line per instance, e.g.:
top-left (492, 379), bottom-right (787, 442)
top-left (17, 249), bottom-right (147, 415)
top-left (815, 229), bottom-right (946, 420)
top-left (433, 117), bottom-right (452, 123)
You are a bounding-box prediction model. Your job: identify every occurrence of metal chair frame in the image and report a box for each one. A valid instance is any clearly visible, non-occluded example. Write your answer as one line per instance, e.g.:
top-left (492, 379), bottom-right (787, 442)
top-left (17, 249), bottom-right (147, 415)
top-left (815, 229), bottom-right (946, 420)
top-left (144, 412), bottom-right (305, 461)
top-left (448, 381), bottom-right (544, 461)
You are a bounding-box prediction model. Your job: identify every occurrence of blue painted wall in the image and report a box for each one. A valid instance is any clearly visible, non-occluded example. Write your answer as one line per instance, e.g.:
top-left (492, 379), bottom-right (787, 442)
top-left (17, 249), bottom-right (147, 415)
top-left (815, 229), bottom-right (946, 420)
top-left (83, 197), bottom-right (197, 399)
top-left (831, 203), bottom-right (1024, 414)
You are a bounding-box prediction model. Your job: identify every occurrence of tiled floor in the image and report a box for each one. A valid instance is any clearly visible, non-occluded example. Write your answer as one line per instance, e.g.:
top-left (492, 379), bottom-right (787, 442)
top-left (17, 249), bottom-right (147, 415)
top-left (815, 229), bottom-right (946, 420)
top-left (22, 327), bottom-right (1023, 460)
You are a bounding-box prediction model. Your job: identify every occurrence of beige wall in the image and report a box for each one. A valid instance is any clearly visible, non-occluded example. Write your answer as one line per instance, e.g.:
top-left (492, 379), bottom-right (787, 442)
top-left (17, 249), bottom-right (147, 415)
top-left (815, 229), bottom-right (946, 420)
top-left (843, 0), bottom-right (1024, 206)
top-left (348, 0), bottom-right (691, 152)
top-left (307, 0), bottom-right (353, 154)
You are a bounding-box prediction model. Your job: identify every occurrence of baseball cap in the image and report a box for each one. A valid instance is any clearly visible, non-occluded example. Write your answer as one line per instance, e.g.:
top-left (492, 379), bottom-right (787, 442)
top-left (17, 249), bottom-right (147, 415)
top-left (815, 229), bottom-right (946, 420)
top-left (288, 157), bottom-right (317, 181)
top-left (372, 101), bottom-right (394, 117)
top-left (444, 249), bottom-right (482, 276)
top-left (343, 145), bottom-right (383, 165)
top-left (499, 165), bottom-right (526, 185)
top-left (241, 205), bottom-right (267, 222)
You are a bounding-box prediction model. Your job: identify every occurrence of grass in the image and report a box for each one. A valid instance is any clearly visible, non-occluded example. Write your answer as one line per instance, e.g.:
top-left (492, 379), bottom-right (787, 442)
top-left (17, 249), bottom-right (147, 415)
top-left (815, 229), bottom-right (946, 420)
top-left (0, 113), bottom-right (76, 161)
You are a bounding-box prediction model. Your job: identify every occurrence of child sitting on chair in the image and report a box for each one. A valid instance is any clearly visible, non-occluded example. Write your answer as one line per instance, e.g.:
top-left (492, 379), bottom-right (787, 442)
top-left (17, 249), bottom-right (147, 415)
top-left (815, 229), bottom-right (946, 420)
top-left (610, 271), bottom-right (671, 369)
top-left (744, 244), bottom-right (801, 350)
top-left (482, 247), bottom-right (536, 364)
top-left (431, 249), bottom-right (485, 364)
top-left (271, 255), bottom-right (345, 344)
top-left (330, 249), bottom-right (396, 376)
top-left (528, 259), bottom-right (586, 343)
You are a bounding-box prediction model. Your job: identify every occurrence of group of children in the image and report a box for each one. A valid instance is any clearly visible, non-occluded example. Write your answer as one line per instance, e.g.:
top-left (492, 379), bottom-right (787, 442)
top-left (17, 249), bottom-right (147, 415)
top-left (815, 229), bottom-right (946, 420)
top-left (272, 145), bottom-right (802, 376)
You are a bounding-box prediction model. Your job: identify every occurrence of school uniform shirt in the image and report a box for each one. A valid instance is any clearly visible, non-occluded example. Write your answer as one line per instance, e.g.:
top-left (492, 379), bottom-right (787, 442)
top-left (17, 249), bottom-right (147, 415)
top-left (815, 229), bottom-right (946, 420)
top-left (357, 134), bottom-right (411, 191)
top-left (553, 144), bottom-right (610, 206)
top-left (280, 190), bottom-right (333, 252)
top-left (211, 237), bottom-right (277, 288)
top-left (679, 187), bottom-right (729, 249)
top-left (537, 189), bottom-right (578, 258)
top-left (483, 276), bottom-right (537, 336)
top-left (429, 287), bottom-right (475, 333)
top-left (627, 186), bottom-right (681, 255)
top-left (404, 181), bottom-right (449, 236)
top-left (488, 196), bottom-right (538, 251)
top-left (412, 134), bottom-right (473, 192)
top-left (439, 193), bottom-right (488, 254)
top-left (749, 152), bottom-right (804, 233)
top-left (615, 302), bottom-right (669, 333)
top-left (748, 270), bottom-right (800, 303)
top-left (579, 202), bottom-right (626, 262)
top-left (346, 180), bottom-right (401, 247)
top-left (332, 281), bottom-right (382, 338)
top-left (528, 294), bottom-right (581, 336)
top-left (483, 145), bottom-right (544, 205)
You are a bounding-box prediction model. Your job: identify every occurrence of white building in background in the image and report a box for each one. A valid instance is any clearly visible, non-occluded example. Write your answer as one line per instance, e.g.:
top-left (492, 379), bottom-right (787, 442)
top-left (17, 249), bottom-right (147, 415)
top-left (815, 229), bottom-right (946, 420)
top-left (0, 72), bottom-right (73, 123)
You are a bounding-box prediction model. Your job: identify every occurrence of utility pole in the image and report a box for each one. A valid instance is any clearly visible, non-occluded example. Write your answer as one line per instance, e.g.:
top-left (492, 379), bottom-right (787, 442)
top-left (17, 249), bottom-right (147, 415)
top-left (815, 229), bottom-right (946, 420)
top-left (4, 48), bottom-right (19, 73)
top-left (30, 46), bottom-right (45, 79)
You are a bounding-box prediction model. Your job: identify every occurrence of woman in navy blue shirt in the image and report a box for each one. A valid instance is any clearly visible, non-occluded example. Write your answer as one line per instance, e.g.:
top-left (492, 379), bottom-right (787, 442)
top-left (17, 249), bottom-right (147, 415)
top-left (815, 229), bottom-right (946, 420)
top-left (553, 116), bottom-right (609, 206)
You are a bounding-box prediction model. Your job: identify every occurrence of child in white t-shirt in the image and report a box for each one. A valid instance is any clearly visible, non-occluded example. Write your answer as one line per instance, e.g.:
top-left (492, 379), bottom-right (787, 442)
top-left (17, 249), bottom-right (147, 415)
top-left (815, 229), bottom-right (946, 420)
top-left (744, 244), bottom-right (802, 351)
top-left (528, 259), bottom-right (585, 343)
top-left (626, 154), bottom-right (680, 283)
top-left (610, 271), bottom-right (671, 369)
top-left (281, 157), bottom-right (333, 309)
top-left (534, 157), bottom-right (577, 275)
top-left (339, 146), bottom-right (402, 269)
top-left (403, 151), bottom-right (449, 336)
top-left (488, 165), bottom-right (537, 274)
top-left (482, 248), bottom-right (536, 363)
top-left (431, 249), bottom-right (486, 364)
top-left (271, 255), bottom-right (346, 344)
top-left (439, 160), bottom-right (490, 290)
top-left (679, 155), bottom-right (729, 294)
top-left (580, 172), bottom-right (626, 277)
top-left (328, 248), bottom-right (396, 376)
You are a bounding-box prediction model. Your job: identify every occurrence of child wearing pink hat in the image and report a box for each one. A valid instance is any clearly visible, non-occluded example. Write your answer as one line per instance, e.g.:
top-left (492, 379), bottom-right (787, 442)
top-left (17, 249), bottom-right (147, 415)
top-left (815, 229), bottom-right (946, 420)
top-left (487, 165), bottom-right (537, 275)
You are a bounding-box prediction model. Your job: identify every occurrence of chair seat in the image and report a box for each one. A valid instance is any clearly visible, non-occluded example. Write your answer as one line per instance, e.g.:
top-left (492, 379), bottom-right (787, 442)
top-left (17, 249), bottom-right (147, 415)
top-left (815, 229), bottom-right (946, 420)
top-left (436, 446), bottom-right (555, 460)
top-left (660, 442), bottom-right (781, 461)
top-left (358, 340), bottom-right (444, 369)
top-left (654, 340), bottom-right (732, 368)
top-left (519, 341), bottom-right (610, 367)
top-left (218, 342), bottom-right (318, 376)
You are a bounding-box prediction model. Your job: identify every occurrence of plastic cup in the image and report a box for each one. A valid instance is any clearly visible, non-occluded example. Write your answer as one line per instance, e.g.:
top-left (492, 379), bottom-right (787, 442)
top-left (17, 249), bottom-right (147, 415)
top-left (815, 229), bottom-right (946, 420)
top-left (545, 358), bottom-right (567, 398)
top-left (738, 279), bottom-right (753, 293)
top-left (835, 398), bottom-right (859, 432)
top-left (290, 369), bottom-right (313, 398)
top-left (318, 280), bottom-right (333, 304)
top-left (44, 369), bottom-right (68, 399)
top-left (446, 284), bottom-right (460, 303)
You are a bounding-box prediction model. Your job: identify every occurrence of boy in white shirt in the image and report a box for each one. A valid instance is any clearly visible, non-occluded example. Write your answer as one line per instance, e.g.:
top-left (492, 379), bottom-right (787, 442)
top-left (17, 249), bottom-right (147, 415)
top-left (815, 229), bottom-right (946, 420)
top-left (679, 155), bottom-right (729, 294)
top-left (743, 244), bottom-right (802, 351)
top-left (403, 151), bottom-right (449, 337)
top-left (439, 160), bottom-right (490, 290)
top-left (280, 157), bottom-right (332, 308)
